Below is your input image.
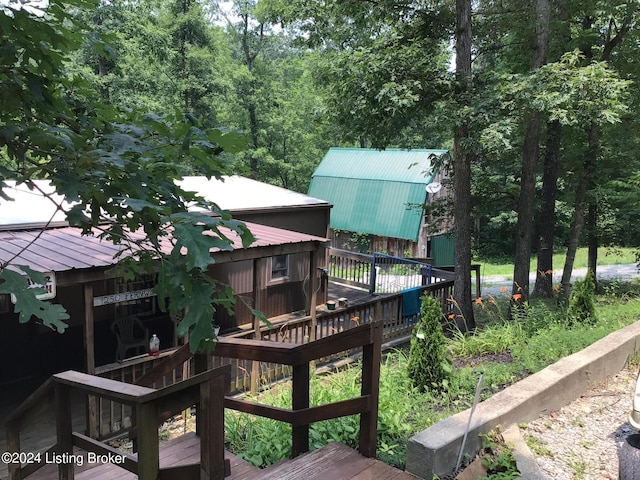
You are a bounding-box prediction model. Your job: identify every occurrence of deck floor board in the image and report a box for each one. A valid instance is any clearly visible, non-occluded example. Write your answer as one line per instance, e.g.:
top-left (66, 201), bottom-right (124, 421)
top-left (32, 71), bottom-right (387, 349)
top-left (17, 437), bottom-right (415, 480)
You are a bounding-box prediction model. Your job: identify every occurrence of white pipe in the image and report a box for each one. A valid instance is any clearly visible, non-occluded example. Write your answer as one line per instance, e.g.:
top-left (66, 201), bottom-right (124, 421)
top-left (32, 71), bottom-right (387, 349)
top-left (629, 371), bottom-right (640, 429)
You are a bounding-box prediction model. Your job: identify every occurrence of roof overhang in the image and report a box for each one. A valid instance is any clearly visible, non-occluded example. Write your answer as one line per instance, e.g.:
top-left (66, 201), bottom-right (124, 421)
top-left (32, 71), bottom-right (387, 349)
top-left (0, 221), bottom-right (328, 287)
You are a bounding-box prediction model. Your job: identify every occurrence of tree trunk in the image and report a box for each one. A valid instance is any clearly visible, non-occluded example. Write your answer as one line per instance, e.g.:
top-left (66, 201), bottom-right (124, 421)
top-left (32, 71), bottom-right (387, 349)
top-left (561, 122), bottom-right (599, 297)
top-left (512, 113), bottom-right (541, 303)
top-left (587, 201), bottom-right (598, 290)
top-left (452, 0), bottom-right (475, 331)
top-left (511, 0), bottom-right (550, 306)
top-left (532, 120), bottom-right (561, 297)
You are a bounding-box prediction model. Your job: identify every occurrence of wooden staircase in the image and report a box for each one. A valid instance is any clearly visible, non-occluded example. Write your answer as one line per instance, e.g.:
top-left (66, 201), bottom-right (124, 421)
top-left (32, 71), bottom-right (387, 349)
top-left (4, 322), bottom-right (407, 480)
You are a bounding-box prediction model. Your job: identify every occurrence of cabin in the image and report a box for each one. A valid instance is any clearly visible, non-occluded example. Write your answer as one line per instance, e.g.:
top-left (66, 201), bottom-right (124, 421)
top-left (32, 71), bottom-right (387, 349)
top-left (0, 177), bottom-right (330, 399)
top-left (308, 148), bottom-right (454, 265)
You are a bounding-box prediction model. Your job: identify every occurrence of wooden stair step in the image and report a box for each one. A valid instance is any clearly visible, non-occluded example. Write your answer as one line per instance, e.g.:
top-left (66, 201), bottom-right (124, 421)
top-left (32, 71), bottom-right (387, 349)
top-left (243, 442), bottom-right (416, 480)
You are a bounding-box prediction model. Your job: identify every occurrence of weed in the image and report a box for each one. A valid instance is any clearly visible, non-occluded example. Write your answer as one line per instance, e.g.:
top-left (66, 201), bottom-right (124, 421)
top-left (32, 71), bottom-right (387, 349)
top-left (568, 458), bottom-right (588, 479)
top-left (579, 439), bottom-right (595, 449)
top-left (525, 436), bottom-right (554, 458)
top-left (480, 428), bottom-right (520, 479)
top-left (571, 416), bottom-right (585, 428)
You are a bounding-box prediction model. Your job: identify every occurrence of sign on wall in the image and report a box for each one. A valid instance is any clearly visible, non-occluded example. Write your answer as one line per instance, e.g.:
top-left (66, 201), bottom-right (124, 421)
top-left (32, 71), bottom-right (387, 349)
top-left (10, 271), bottom-right (57, 303)
top-left (93, 288), bottom-right (157, 307)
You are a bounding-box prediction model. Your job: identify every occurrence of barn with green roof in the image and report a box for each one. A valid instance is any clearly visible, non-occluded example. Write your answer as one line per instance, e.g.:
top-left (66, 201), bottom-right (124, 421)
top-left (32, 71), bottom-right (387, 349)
top-left (308, 148), bottom-right (454, 265)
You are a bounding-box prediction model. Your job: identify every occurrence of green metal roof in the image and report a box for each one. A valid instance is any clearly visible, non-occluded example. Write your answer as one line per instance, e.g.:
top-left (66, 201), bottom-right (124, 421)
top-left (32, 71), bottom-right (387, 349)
top-left (308, 148), bottom-right (448, 241)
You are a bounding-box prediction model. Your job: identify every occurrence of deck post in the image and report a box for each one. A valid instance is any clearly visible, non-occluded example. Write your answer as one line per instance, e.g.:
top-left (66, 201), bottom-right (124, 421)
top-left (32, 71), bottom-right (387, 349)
top-left (194, 353), bottom-right (208, 436)
top-left (6, 420), bottom-right (21, 480)
top-left (83, 283), bottom-right (99, 439)
top-left (359, 321), bottom-right (382, 458)
top-left (308, 249), bottom-right (318, 341)
top-left (136, 401), bottom-right (159, 480)
top-left (251, 257), bottom-right (267, 394)
top-left (291, 362), bottom-right (310, 457)
top-left (199, 367), bottom-right (230, 480)
top-left (55, 382), bottom-right (74, 480)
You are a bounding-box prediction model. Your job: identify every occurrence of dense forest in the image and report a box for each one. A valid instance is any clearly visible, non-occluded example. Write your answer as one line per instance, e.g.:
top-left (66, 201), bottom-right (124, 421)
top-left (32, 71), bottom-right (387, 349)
top-left (2, 0), bottom-right (640, 335)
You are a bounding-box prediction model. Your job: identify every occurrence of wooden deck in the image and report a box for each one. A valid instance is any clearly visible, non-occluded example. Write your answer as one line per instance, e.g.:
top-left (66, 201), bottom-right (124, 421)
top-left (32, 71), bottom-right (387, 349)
top-left (23, 433), bottom-right (415, 480)
top-left (22, 433), bottom-right (254, 480)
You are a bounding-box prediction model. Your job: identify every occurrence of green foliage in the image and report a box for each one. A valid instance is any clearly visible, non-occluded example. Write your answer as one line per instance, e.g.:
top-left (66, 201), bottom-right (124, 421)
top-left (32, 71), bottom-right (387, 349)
top-left (480, 429), bottom-right (520, 479)
top-left (0, 267), bottom-right (69, 332)
top-left (407, 294), bottom-right (450, 393)
top-left (224, 290), bottom-right (640, 470)
top-left (566, 271), bottom-right (598, 326)
top-left (0, 1), bottom-right (254, 351)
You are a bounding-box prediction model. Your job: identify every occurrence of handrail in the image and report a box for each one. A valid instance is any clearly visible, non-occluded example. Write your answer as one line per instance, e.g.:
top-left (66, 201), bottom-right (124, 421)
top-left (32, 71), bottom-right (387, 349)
top-left (135, 342), bottom-right (193, 388)
top-left (5, 378), bottom-right (55, 480)
top-left (209, 321), bottom-right (383, 459)
top-left (6, 365), bottom-right (231, 480)
top-left (4, 376), bottom-right (54, 427)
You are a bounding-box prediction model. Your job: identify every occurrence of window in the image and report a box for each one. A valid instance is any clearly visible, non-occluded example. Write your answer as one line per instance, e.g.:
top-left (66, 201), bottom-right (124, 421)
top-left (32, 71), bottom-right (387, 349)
top-left (270, 255), bottom-right (289, 280)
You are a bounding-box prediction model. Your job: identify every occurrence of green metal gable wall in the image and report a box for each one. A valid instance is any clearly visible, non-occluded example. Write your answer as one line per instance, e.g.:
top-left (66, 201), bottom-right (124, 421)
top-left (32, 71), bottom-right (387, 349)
top-left (308, 148), bottom-right (448, 242)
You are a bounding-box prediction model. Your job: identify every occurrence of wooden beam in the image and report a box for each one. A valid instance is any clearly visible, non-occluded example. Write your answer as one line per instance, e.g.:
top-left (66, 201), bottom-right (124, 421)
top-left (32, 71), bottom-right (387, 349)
top-left (308, 249), bottom-right (318, 342)
top-left (18, 445), bottom-right (56, 478)
top-left (291, 362), bottom-right (310, 458)
top-left (359, 322), bottom-right (382, 458)
top-left (199, 368), bottom-right (230, 480)
top-left (53, 371), bottom-right (155, 403)
top-left (251, 257), bottom-right (267, 394)
top-left (55, 383), bottom-right (74, 480)
top-left (83, 284), bottom-right (95, 374)
top-left (212, 338), bottom-right (297, 364)
top-left (224, 396), bottom-right (371, 427)
top-left (83, 283), bottom-right (98, 439)
top-left (290, 396), bottom-right (371, 426)
top-left (72, 432), bottom-right (137, 474)
top-left (136, 401), bottom-right (159, 480)
top-left (210, 241), bottom-right (328, 265)
top-left (135, 343), bottom-right (193, 388)
top-left (223, 397), bottom-right (296, 424)
top-left (4, 377), bottom-right (54, 426)
top-left (6, 419), bottom-right (21, 480)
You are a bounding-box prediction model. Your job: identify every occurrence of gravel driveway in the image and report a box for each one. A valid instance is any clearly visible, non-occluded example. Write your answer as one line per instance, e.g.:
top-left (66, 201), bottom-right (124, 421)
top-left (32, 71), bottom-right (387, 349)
top-left (520, 364), bottom-right (639, 479)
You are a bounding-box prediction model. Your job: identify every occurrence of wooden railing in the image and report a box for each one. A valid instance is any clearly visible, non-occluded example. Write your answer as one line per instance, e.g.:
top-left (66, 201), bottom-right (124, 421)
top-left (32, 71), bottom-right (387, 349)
top-left (212, 322), bottom-right (383, 459)
top-left (88, 278), bottom-right (454, 435)
top-left (329, 247), bottom-right (458, 295)
top-left (91, 345), bottom-right (193, 440)
top-left (93, 280), bottom-right (454, 405)
top-left (328, 248), bottom-right (373, 290)
top-left (5, 365), bottom-right (231, 480)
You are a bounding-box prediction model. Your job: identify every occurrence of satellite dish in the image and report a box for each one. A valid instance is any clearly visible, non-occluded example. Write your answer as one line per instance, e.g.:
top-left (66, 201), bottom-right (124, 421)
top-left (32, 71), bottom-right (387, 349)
top-left (425, 182), bottom-right (442, 194)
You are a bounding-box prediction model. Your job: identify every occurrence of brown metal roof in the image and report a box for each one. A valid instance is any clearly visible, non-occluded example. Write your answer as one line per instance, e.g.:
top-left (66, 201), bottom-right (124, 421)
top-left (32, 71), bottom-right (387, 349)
top-left (0, 221), bottom-right (328, 274)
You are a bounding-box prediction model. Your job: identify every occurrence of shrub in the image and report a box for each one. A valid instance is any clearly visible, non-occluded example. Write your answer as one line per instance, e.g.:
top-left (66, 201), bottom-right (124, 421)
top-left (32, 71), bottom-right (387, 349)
top-left (407, 294), bottom-right (450, 392)
top-left (567, 271), bottom-right (598, 326)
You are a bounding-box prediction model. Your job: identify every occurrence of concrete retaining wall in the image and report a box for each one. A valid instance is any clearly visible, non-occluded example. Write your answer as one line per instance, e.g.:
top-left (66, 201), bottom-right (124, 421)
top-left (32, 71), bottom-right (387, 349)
top-left (405, 321), bottom-right (640, 479)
